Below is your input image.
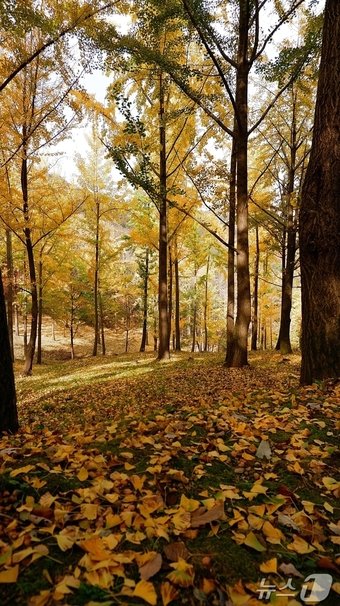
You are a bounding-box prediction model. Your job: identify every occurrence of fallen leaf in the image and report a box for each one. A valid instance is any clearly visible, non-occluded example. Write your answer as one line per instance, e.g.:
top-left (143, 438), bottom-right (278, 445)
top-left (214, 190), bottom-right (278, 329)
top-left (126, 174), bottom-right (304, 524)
top-left (0, 565), bottom-right (19, 583)
top-left (133, 580), bottom-right (157, 605)
top-left (139, 553), bottom-right (162, 580)
top-left (191, 501), bottom-right (224, 527)
top-left (243, 532), bottom-right (266, 552)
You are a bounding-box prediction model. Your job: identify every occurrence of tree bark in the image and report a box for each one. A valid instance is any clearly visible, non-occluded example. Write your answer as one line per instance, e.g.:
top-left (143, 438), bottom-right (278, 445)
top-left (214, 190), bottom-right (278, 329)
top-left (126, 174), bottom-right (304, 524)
top-left (225, 133), bottom-right (236, 364)
top-left (300, 0), bottom-right (340, 384)
top-left (276, 91), bottom-right (298, 354)
top-left (203, 252), bottom-right (210, 352)
top-left (157, 71), bottom-right (170, 360)
top-left (140, 248), bottom-right (149, 352)
top-left (99, 291), bottom-right (106, 355)
top-left (93, 197), bottom-right (100, 356)
top-left (22, 149), bottom-right (38, 376)
top-left (0, 269), bottom-right (19, 434)
top-left (5, 229), bottom-right (14, 361)
top-left (174, 241), bottom-right (181, 351)
top-left (226, 0), bottom-right (251, 367)
top-left (37, 255), bottom-right (43, 364)
top-left (168, 246), bottom-right (173, 349)
top-left (251, 225), bottom-right (259, 350)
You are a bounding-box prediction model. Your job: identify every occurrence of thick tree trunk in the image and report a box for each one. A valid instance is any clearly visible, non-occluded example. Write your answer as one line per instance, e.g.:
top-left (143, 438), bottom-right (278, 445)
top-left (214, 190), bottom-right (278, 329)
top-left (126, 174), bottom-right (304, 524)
top-left (157, 71), bottom-right (170, 360)
top-left (22, 152), bottom-right (38, 376)
top-left (251, 225), bottom-right (259, 350)
top-left (140, 248), bottom-right (149, 352)
top-left (300, 0), bottom-right (340, 384)
top-left (226, 0), bottom-right (251, 367)
top-left (0, 269), bottom-right (19, 434)
top-left (93, 198), bottom-right (100, 356)
top-left (37, 256), bottom-right (43, 364)
top-left (174, 245), bottom-right (181, 351)
top-left (5, 229), bottom-right (14, 361)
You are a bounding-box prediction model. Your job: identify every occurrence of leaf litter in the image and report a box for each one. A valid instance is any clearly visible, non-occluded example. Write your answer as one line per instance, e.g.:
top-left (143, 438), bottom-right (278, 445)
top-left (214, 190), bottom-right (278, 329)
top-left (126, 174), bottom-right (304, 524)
top-left (1, 352), bottom-right (339, 605)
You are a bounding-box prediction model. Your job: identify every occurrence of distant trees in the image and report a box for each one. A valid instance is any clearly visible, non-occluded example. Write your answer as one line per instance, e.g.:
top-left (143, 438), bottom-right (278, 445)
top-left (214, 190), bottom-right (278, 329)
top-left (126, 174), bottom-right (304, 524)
top-left (300, 0), bottom-right (340, 384)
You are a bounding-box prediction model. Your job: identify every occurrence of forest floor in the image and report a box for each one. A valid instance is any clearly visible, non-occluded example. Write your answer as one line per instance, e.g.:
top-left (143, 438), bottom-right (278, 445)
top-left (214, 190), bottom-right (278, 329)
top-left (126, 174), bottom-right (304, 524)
top-left (0, 351), bottom-right (339, 605)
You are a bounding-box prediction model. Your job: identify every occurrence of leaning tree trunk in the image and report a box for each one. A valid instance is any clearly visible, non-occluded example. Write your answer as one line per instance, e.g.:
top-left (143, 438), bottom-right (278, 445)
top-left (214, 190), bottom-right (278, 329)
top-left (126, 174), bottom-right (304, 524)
top-left (300, 0), bottom-right (340, 384)
top-left (0, 269), bottom-right (19, 434)
top-left (22, 149), bottom-right (38, 376)
top-left (157, 71), bottom-right (170, 360)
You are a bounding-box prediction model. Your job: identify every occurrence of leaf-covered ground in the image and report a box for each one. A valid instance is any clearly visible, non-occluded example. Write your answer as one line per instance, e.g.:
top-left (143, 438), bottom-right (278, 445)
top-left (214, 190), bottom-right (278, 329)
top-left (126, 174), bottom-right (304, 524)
top-left (1, 352), bottom-right (339, 605)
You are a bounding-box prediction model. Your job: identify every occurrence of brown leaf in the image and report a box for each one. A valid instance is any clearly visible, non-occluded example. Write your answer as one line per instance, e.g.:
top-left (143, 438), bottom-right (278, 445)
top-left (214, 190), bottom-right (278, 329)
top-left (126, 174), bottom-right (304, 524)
top-left (278, 562), bottom-right (304, 578)
top-left (191, 502), bottom-right (224, 528)
top-left (164, 541), bottom-right (189, 562)
top-left (139, 553), bottom-right (162, 580)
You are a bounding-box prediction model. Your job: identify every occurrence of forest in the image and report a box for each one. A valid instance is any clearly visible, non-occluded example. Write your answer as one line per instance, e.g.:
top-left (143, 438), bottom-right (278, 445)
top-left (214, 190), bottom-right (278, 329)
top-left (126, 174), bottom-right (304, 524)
top-left (0, 0), bottom-right (339, 604)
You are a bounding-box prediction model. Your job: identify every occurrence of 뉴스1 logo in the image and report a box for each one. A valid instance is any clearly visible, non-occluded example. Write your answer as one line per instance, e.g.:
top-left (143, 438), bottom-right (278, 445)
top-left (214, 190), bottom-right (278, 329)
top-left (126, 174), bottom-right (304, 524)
top-left (257, 573), bottom-right (333, 603)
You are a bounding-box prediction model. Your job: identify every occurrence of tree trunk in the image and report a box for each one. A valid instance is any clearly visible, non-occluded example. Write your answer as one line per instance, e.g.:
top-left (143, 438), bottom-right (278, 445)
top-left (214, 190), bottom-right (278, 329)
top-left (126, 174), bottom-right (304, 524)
top-left (93, 198), bottom-right (100, 356)
top-left (225, 123), bottom-right (237, 364)
top-left (37, 255), bottom-right (43, 364)
top-left (140, 248), bottom-right (149, 352)
top-left (226, 0), bottom-right (251, 367)
top-left (174, 242), bottom-right (181, 351)
top-left (99, 291), bottom-right (106, 355)
top-left (70, 299), bottom-right (75, 360)
top-left (0, 270), bottom-right (19, 434)
top-left (22, 151), bottom-right (38, 376)
top-left (157, 71), bottom-right (170, 360)
top-left (5, 229), bottom-right (14, 361)
top-left (203, 252), bottom-right (210, 352)
top-left (251, 225), bottom-right (259, 350)
top-left (300, 0), bottom-right (340, 384)
top-left (168, 246), bottom-right (173, 350)
top-left (276, 92), bottom-right (298, 354)
top-left (192, 265), bottom-right (197, 353)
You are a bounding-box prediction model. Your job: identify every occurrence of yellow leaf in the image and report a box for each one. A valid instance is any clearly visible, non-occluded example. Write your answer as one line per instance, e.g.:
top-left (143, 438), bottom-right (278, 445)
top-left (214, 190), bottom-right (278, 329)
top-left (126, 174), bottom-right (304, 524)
top-left (12, 547), bottom-right (34, 563)
top-left (0, 565), bottom-right (19, 583)
top-left (81, 503), bottom-right (98, 520)
top-left (287, 535), bottom-right (315, 554)
top-left (10, 465), bottom-right (35, 477)
top-left (243, 531), bottom-right (266, 552)
top-left (324, 501), bottom-right (334, 513)
top-left (133, 580), bottom-right (157, 605)
top-left (167, 558), bottom-right (194, 587)
top-left (332, 582), bottom-right (340, 594)
top-left (322, 477), bottom-right (340, 492)
top-left (28, 590), bottom-right (51, 606)
top-left (180, 494), bottom-right (200, 512)
top-left (56, 532), bottom-right (76, 552)
top-left (262, 521), bottom-right (284, 544)
top-left (160, 581), bottom-right (178, 606)
top-left (77, 467), bottom-right (88, 481)
top-left (260, 558), bottom-right (277, 573)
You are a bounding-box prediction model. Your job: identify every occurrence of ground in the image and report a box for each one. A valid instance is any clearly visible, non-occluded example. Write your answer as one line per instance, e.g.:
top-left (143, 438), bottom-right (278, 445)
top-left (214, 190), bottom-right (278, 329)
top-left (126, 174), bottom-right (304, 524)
top-left (0, 351), bottom-right (339, 605)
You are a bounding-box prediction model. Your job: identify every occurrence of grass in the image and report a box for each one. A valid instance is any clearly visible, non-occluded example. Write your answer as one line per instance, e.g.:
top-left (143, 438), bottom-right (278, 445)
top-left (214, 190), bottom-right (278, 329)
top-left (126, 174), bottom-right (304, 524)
top-left (1, 351), bottom-right (339, 605)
